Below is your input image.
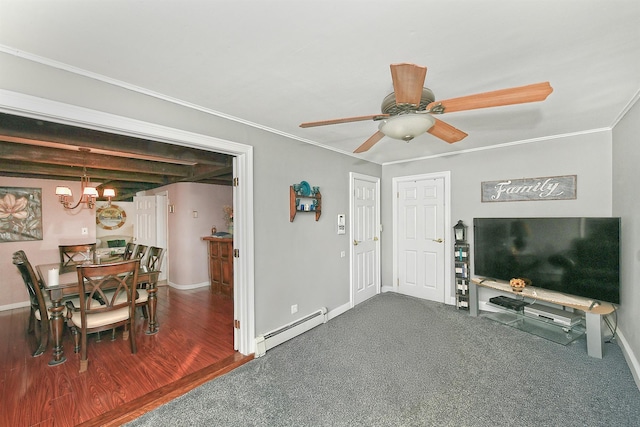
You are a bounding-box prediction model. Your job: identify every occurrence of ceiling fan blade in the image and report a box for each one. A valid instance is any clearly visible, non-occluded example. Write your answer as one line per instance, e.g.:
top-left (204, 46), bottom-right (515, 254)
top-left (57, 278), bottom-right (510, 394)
top-left (427, 82), bottom-right (553, 114)
top-left (354, 131), bottom-right (385, 153)
top-left (427, 118), bottom-right (468, 144)
top-left (300, 114), bottom-right (389, 128)
top-left (390, 63), bottom-right (427, 106)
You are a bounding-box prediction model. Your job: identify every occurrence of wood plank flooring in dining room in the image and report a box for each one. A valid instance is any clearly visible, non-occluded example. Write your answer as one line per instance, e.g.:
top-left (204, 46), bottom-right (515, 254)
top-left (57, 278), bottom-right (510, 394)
top-left (0, 286), bottom-right (253, 427)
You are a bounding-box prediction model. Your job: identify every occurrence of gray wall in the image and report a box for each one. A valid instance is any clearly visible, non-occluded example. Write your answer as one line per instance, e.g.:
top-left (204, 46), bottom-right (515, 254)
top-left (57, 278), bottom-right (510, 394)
top-left (381, 132), bottom-right (613, 302)
top-left (0, 52), bottom-right (382, 335)
top-left (612, 99), bottom-right (640, 378)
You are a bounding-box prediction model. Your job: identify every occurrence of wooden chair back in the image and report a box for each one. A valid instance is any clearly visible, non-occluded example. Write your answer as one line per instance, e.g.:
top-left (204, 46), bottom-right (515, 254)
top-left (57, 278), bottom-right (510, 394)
top-left (59, 243), bottom-right (96, 267)
top-left (146, 246), bottom-right (164, 272)
top-left (72, 259), bottom-right (140, 372)
top-left (12, 250), bottom-right (50, 356)
top-left (132, 244), bottom-right (148, 261)
top-left (122, 242), bottom-right (136, 260)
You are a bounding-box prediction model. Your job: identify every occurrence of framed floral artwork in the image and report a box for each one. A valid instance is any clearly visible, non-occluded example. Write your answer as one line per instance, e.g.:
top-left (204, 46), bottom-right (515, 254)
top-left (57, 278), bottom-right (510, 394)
top-left (0, 187), bottom-right (43, 242)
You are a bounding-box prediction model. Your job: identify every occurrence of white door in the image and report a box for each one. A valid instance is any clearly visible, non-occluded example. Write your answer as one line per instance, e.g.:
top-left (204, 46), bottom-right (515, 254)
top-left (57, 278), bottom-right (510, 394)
top-left (134, 195), bottom-right (157, 247)
top-left (396, 176), bottom-right (447, 302)
top-left (351, 173), bottom-right (380, 306)
top-left (134, 195), bottom-right (168, 281)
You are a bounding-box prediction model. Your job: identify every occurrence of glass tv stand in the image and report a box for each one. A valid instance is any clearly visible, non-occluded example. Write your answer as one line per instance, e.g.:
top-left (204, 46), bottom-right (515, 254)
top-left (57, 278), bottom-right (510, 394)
top-left (483, 309), bottom-right (585, 346)
top-left (469, 278), bottom-right (615, 358)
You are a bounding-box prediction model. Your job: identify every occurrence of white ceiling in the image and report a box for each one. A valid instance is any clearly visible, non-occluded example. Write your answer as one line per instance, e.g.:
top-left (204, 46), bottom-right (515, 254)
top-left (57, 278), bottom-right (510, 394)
top-left (1, 1), bottom-right (639, 164)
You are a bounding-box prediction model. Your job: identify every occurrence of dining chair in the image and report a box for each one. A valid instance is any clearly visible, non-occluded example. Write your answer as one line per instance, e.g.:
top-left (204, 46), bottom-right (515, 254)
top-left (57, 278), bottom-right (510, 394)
top-left (12, 250), bottom-right (52, 357)
top-left (59, 243), bottom-right (97, 267)
top-left (132, 244), bottom-right (148, 262)
top-left (122, 242), bottom-right (136, 260)
top-left (12, 250), bottom-right (80, 357)
top-left (66, 259), bottom-right (140, 373)
top-left (136, 246), bottom-right (164, 319)
top-left (145, 246), bottom-right (165, 273)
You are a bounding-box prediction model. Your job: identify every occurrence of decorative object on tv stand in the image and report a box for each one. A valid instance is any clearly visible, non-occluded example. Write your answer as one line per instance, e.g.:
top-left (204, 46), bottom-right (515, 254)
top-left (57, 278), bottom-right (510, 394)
top-left (509, 277), bottom-right (530, 293)
top-left (290, 181), bottom-right (321, 222)
top-left (453, 220), bottom-right (470, 310)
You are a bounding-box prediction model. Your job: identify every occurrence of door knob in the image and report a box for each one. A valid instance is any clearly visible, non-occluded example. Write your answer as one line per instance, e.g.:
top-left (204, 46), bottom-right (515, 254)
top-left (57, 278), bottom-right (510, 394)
top-left (373, 236), bottom-right (379, 241)
top-left (433, 238), bottom-right (443, 243)
top-left (353, 240), bottom-right (359, 246)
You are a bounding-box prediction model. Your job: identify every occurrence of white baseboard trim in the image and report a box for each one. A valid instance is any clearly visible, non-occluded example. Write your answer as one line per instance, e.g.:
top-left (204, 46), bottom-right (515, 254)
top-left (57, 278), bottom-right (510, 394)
top-left (167, 281), bottom-right (209, 290)
top-left (328, 301), bottom-right (351, 321)
top-left (616, 328), bottom-right (640, 391)
top-left (0, 300), bottom-right (30, 312)
top-left (382, 286), bottom-right (456, 306)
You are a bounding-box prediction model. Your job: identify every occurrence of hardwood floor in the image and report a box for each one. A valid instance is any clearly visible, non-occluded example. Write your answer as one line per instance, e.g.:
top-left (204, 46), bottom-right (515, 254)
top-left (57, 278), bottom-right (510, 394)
top-left (0, 286), bottom-right (253, 427)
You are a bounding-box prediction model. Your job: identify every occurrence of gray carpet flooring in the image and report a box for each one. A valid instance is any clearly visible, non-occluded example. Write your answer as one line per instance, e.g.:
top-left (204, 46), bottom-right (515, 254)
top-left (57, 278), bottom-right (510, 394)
top-left (126, 293), bottom-right (640, 426)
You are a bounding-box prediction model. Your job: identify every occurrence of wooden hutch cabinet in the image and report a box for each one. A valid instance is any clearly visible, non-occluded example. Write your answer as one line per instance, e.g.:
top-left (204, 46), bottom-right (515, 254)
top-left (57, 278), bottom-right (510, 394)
top-left (202, 237), bottom-right (233, 298)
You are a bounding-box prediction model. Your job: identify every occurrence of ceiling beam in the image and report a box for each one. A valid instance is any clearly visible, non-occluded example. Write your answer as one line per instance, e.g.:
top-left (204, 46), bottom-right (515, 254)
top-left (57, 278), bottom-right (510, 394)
top-left (0, 141), bottom-right (193, 177)
top-left (0, 112), bottom-right (231, 166)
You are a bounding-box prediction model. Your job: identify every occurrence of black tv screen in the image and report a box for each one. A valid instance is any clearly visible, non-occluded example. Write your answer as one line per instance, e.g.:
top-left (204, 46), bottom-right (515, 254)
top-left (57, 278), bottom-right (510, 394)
top-left (473, 217), bottom-right (620, 304)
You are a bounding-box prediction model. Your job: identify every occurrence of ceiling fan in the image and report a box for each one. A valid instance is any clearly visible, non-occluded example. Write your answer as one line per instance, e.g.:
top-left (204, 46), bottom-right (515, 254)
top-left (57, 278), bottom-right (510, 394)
top-left (300, 63), bottom-right (553, 153)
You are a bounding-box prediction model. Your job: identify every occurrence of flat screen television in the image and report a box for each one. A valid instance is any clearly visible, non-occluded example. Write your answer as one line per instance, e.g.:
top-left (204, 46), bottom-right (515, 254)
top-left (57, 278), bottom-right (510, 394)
top-left (473, 217), bottom-right (620, 304)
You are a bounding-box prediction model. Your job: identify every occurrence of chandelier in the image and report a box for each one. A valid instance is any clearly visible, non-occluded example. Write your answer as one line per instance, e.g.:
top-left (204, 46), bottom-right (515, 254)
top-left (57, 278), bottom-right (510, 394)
top-left (55, 167), bottom-right (115, 210)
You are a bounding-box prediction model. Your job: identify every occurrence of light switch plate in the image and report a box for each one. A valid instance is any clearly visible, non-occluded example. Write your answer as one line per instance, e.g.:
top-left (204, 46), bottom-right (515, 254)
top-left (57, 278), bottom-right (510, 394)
top-left (337, 214), bottom-right (346, 235)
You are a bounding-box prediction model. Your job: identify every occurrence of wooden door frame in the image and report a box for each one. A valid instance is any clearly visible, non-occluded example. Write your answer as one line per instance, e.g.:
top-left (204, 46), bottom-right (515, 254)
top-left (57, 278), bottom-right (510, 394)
top-left (349, 172), bottom-right (381, 307)
top-left (0, 89), bottom-right (256, 355)
top-left (392, 171), bottom-right (454, 305)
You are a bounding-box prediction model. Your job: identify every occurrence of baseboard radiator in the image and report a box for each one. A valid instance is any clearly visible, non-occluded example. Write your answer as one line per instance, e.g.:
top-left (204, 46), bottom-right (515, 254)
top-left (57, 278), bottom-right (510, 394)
top-left (255, 307), bottom-right (328, 357)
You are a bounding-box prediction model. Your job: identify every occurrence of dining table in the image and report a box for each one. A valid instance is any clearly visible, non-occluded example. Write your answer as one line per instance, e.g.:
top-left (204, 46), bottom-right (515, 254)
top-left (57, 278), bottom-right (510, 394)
top-left (36, 260), bottom-right (161, 366)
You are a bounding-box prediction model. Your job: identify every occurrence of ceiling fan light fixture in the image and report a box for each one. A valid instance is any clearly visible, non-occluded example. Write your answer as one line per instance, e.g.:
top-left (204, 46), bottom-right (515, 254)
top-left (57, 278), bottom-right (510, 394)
top-left (378, 114), bottom-right (436, 142)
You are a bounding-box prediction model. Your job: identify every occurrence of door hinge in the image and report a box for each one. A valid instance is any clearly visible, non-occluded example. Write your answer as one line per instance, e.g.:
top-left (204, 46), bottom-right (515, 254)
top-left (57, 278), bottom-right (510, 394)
top-left (234, 319), bottom-right (240, 329)
top-left (397, 278), bottom-right (399, 286)
top-left (233, 177), bottom-right (239, 186)
top-left (233, 248), bottom-right (240, 258)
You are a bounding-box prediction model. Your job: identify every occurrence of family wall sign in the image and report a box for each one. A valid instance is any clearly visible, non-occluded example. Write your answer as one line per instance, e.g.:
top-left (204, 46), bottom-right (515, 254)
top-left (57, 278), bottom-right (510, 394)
top-left (481, 175), bottom-right (576, 202)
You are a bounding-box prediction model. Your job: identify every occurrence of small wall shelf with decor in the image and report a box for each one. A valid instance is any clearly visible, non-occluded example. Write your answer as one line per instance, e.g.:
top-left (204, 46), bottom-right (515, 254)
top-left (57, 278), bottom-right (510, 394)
top-left (290, 181), bottom-right (321, 222)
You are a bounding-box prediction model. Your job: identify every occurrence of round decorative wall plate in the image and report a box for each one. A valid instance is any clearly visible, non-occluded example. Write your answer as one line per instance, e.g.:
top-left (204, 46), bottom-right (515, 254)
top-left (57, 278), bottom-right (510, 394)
top-left (299, 181), bottom-right (311, 197)
top-left (96, 204), bottom-right (126, 230)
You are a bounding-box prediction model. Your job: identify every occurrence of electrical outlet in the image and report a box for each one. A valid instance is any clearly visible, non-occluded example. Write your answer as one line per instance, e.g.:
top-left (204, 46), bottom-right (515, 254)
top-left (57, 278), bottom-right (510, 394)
top-left (291, 304), bottom-right (298, 314)
top-left (81, 227), bottom-right (88, 235)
